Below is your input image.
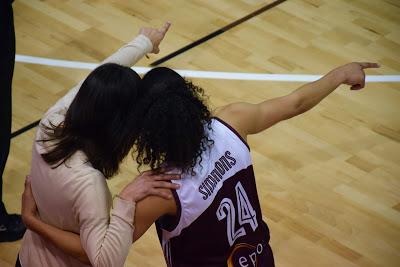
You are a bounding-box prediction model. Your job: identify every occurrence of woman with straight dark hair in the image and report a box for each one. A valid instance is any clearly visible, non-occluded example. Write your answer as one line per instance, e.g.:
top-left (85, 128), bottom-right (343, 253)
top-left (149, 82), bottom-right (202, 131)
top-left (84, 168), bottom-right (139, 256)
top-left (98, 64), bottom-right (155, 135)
top-left (17, 23), bottom-right (181, 267)
top-left (22, 61), bottom-right (379, 265)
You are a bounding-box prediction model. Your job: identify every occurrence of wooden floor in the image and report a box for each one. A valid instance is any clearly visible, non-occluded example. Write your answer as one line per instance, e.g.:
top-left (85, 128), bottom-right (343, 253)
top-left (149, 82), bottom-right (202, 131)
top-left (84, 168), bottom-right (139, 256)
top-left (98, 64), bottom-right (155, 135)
top-left (1, 0), bottom-right (400, 266)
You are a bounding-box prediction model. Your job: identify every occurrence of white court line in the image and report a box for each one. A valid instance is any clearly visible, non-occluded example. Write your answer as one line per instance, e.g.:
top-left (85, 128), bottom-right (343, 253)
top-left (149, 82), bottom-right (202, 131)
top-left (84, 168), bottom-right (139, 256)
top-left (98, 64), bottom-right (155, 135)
top-left (16, 54), bottom-right (400, 83)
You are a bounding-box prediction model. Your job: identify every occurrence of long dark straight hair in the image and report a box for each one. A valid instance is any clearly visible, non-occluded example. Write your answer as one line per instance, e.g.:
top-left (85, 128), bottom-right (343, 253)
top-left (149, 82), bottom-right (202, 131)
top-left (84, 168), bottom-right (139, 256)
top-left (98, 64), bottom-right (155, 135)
top-left (39, 63), bottom-right (141, 178)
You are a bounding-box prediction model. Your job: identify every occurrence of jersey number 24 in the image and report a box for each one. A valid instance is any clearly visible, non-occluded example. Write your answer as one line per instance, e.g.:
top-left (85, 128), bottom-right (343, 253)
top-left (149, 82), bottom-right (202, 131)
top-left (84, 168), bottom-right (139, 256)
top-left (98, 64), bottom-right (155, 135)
top-left (216, 181), bottom-right (258, 246)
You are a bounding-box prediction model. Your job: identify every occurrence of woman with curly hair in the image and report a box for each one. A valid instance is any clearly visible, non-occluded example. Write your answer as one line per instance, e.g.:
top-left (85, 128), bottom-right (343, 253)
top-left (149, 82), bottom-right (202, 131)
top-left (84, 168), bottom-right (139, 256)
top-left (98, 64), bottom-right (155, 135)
top-left (126, 63), bottom-right (379, 267)
top-left (23, 61), bottom-right (379, 267)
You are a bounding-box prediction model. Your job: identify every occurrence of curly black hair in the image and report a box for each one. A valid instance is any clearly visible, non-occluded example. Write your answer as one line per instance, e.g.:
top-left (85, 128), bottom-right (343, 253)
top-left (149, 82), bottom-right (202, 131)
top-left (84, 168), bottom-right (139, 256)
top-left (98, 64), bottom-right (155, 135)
top-left (132, 67), bottom-right (213, 174)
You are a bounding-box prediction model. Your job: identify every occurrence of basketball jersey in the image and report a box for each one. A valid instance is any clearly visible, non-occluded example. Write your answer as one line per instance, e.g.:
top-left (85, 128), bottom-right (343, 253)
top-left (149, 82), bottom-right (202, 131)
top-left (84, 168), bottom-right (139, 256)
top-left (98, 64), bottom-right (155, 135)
top-left (156, 118), bottom-right (274, 267)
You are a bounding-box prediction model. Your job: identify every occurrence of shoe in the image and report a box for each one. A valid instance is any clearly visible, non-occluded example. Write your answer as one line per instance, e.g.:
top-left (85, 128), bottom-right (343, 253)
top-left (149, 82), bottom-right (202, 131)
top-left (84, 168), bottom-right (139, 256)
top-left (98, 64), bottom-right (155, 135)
top-left (0, 213), bottom-right (26, 242)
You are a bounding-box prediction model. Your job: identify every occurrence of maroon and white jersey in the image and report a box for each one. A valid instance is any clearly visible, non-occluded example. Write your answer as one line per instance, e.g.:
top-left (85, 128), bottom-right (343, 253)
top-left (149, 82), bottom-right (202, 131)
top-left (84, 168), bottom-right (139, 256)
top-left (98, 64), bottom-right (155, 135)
top-left (156, 118), bottom-right (274, 267)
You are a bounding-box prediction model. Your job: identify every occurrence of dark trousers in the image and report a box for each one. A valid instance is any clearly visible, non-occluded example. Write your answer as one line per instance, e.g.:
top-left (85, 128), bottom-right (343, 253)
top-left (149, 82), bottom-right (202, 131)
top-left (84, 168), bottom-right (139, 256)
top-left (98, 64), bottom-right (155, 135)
top-left (0, 0), bottom-right (15, 216)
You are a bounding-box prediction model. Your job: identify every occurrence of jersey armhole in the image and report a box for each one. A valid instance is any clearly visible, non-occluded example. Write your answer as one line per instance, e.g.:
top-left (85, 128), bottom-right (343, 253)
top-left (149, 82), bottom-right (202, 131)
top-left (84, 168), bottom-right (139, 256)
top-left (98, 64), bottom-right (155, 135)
top-left (157, 189), bottom-right (182, 232)
top-left (212, 117), bottom-right (250, 151)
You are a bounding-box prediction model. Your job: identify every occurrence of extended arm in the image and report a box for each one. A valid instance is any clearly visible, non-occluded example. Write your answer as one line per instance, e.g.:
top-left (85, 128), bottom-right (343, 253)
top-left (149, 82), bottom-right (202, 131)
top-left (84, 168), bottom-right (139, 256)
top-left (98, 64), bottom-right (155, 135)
top-left (102, 22), bottom-right (170, 66)
top-left (42, 22), bottom-right (170, 122)
top-left (216, 62), bottom-right (380, 137)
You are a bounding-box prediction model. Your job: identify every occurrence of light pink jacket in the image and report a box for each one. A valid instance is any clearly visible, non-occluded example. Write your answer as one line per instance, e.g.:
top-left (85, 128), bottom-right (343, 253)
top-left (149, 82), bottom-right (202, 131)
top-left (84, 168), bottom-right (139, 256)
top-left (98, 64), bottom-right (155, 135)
top-left (19, 35), bottom-right (153, 267)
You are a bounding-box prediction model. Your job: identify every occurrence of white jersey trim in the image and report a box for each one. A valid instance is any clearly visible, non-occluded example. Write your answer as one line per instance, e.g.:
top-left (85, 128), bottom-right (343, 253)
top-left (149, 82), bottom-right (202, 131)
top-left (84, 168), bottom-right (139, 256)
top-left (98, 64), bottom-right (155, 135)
top-left (160, 118), bottom-right (252, 247)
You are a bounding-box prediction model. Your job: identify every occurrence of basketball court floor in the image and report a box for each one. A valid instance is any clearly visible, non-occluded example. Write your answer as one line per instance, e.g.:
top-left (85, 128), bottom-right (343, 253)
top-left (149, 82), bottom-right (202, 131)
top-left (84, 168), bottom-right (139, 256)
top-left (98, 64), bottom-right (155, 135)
top-left (0, 0), bottom-right (399, 266)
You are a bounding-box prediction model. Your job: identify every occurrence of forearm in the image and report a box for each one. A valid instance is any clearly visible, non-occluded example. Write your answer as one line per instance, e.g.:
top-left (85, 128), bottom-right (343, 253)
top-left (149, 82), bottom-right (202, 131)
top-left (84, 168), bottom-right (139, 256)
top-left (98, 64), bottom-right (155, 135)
top-left (225, 62), bottom-right (377, 136)
top-left (44, 35), bottom-right (152, 118)
top-left (25, 216), bottom-right (90, 264)
top-left (80, 197), bottom-right (136, 267)
top-left (292, 68), bottom-right (344, 113)
top-left (24, 198), bottom-right (135, 267)
top-left (101, 34), bottom-right (152, 67)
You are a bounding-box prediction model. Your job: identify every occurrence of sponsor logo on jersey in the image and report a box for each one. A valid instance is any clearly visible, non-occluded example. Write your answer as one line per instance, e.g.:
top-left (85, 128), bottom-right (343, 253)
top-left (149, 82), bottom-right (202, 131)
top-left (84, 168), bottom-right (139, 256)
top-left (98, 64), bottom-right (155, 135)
top-left (227, 242), bottom-right (264, 267)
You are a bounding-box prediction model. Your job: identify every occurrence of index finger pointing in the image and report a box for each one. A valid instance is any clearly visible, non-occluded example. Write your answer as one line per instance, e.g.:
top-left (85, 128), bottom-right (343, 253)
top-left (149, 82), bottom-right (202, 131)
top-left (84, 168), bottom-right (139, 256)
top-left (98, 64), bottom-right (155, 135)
top-left (359, 62), bottom-right (380, 69)
top-left (161, 22), bottom-right (171, 33)
top-left (25, 175), bottom-right (31, 186)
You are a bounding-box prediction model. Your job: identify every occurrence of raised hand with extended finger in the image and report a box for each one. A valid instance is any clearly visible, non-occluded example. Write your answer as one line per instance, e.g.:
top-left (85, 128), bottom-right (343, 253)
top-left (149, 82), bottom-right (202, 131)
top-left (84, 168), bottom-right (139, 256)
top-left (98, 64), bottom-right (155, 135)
top-left (139, 22), bottom-right (171, 54)
top-left (336, 62), bottom-right (380, 90)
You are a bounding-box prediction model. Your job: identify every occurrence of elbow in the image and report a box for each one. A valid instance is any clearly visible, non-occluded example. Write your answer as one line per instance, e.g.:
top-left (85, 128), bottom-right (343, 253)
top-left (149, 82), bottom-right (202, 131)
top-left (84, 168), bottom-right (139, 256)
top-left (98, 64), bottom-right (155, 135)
top-left (291, 93), bottom-right (309, 115)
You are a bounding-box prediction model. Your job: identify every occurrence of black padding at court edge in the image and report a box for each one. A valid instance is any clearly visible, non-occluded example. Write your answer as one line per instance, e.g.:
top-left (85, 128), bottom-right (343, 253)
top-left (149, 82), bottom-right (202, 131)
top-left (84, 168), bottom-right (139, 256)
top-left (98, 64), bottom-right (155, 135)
top-left (11, 0), bottom-right (287, 139)
top-left (11, 119), bottom-right (40, 139)
top-left (150, 0), bottom-right (288, 66)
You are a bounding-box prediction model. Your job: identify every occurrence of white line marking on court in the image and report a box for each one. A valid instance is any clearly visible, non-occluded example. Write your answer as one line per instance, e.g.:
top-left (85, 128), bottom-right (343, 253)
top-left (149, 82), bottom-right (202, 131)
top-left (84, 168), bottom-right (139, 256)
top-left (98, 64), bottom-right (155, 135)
top-left (16, 54), bottom-right (400, 83)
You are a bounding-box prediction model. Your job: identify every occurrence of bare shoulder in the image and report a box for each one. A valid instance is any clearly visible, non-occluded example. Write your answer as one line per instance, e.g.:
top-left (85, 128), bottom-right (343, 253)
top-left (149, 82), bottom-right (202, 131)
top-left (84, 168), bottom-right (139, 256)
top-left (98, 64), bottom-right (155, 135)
top-left (214, 102), bottom-right (249, 123)
top-left (213, 102), bottom-right (255, 140)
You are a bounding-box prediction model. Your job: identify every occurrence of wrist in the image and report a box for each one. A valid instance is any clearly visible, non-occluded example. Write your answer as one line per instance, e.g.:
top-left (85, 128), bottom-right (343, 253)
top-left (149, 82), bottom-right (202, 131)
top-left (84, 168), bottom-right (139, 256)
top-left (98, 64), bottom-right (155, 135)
top-left (111, 196), bottom-right (136, 228)
top-left (117, 192), bottom-right (132, 202)
top-left (135, 34), bottom-right (153, 54)
top-left (117, 191), bottom-right (138, 203)
top-left (22, 214), bottom-right (39, 230)
top-left (328, 67), bottom-right (346, 86)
